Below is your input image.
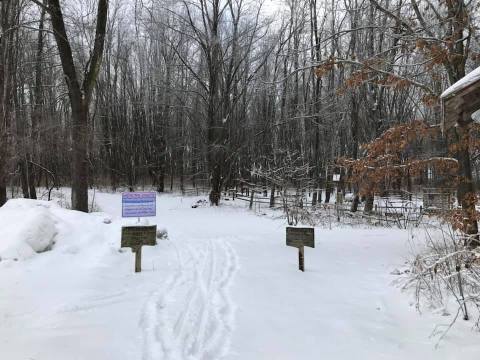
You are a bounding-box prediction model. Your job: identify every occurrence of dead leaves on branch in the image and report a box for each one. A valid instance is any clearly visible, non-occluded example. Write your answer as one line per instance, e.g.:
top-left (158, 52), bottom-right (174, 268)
top-left (338, 120), bottom-right (459, 193)
top-left (339, 120), bottom-right (480, 233)
top-left (315, 58), bottom-right (418, 96)
top-left (445, 193), bottom-right (480, 234)
top-left (421, 94), bottom-right (439, 107)
top-left (314, 31), bottom-right (469, 96)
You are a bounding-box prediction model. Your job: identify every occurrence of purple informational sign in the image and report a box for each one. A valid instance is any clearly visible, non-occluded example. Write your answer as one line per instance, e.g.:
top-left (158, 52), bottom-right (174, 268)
top-left (122, 192), bottom-right (156, 218)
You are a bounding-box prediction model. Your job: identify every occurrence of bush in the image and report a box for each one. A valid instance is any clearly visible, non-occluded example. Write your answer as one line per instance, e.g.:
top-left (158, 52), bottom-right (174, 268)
top-left (405, 225), bottom-right (480, 341)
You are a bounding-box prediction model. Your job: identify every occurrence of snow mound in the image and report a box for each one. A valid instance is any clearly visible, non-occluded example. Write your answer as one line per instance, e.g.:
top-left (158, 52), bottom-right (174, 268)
top-left (0, 199), bottom-right (57, 261)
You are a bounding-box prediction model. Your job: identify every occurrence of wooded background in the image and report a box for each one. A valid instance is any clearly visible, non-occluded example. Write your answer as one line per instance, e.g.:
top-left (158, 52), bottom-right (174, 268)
top-left (1, 0), bottom-right (479, 210)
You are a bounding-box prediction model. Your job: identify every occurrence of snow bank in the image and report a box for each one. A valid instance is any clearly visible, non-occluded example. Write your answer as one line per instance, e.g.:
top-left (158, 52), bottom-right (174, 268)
top-left (441, 66), bottom-right (480, 99)
top-left (0, 199), bottom-right (57, 261)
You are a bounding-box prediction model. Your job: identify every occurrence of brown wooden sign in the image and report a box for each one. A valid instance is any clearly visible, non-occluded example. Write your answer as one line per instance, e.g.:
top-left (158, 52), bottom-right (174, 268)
top-left (121, 225), bottom-right (157, 272)
top-left (286, 227), bottom-right (315, 272)
top-left (122, 226), bottom-right (157, 248)
top-left (286, 227), bottom-right (315, 248)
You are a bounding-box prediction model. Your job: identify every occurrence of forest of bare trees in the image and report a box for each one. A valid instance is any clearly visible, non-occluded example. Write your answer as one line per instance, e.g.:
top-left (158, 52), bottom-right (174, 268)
top-left (1, 0), bottom-right (479, 212)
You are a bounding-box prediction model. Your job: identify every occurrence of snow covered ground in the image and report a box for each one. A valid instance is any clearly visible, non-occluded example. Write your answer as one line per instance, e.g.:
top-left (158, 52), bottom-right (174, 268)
top-left (1, 191), bottom-right (479, 359)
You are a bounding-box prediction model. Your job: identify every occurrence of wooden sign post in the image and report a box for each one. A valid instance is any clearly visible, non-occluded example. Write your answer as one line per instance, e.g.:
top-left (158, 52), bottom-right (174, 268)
top-left (121, 225), bottom-right (157, 273)
top-left (286, 227), bottom-right (315, 272)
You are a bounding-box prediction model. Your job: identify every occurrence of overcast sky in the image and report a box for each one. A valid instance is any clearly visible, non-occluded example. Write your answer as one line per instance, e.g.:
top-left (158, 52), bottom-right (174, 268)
top-left (264, 0), bottom-right (284, 15)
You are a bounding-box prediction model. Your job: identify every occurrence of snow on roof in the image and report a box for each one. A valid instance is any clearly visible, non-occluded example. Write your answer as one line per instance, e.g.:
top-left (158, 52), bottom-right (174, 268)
top-left (473, 109), bottom-right (480, 123)
top-left (441, 66), bottom-right (480, 99)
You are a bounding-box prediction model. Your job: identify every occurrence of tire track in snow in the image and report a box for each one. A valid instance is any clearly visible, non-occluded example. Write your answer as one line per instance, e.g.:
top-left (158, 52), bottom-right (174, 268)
top-left (141, 238), bottom-right (238, 360)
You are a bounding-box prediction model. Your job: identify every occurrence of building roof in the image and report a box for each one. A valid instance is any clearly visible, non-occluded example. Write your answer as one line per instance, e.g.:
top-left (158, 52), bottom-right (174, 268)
top-left (442, 66), bottom-right (480, 130)
top-left (441, 66), bottom-right (480, 99)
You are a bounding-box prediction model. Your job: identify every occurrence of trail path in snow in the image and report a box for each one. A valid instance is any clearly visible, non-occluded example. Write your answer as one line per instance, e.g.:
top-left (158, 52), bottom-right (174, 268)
top-left (141, 238), bottom-right (238, 360)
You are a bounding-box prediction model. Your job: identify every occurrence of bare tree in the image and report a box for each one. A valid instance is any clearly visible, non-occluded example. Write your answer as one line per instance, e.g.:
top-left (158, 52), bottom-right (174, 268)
top-left (0, 0), bottom-right (21, 206)
top-left (42, 0), bottom-right (109, 211)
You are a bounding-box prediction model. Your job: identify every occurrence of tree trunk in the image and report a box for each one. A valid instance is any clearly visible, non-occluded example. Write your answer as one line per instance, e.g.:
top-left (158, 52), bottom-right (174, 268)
top-left (364, 195), bottom-right (374, 213)
top-left (209, 166), bottom-right (222, 206)
top-left (46, 0), bottom-right (108, 212)
top-left (71, 102), bottom-right (89, 212)
top-left (158, 172), bottom-right (165, 193)
top-left (0, 0), bottom-right (20, 206)
top-left (455, 124), bottom-right (479, 247)
top-left (351, 195), bottom-right (360, 212)
top-left (270, 184), bottom-right (276, 208)
top-left (317, 178), bottom-right (323, 203)
top-left (19, 161), bottom-right (29, 198)
top-left (0, 185), bottom-right (6, 206)
top-left (28, 162), bottom-right (37, 199)
top-left (26, 6), bottom-right (44, 201)
top-left (325, 170), bottom-right (332, 203)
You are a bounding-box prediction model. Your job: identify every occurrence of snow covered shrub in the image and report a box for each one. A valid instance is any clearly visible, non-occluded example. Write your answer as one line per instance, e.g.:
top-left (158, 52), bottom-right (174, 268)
top-left (252, 151), bottom-right (314, 225)
top-left (405, 225), bottom-right (480, 336)
top-left (284, 202), bottom-right (316, 226)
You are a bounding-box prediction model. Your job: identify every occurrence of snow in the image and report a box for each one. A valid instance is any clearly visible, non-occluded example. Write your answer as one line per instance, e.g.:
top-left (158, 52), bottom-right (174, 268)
top-left (441, 66), bottom-right (480, 99)
top-left (0, 199), bottom-right (57, 260)
top-left (1, 192), bottom-right (480, 359)
top-left (472, 109), bottom-right (480, 123)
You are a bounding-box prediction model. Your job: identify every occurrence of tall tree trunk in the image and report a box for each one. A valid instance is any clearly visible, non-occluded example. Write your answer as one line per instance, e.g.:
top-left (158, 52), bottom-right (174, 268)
top-left (28, 6), bottom-right (46, 200)
top-left (46, 0), bottom-right (108, 212)
top-left (0, 185), bottom-right (6, 206)
top-left (0, 0), bottom-right (19, 206)
top-left (350, 95), bottom-right (360, 212)
top-left (206, 3), bottom-right (225, 206)
top-left (71, 102), bottom-right (89, 211)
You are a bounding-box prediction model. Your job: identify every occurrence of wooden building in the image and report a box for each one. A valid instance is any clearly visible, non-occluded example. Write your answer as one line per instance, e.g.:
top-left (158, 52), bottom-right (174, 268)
top-left (441, 67), bottom-right (480, 131)
top-left (441, 66), bottom-right (480, 239)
